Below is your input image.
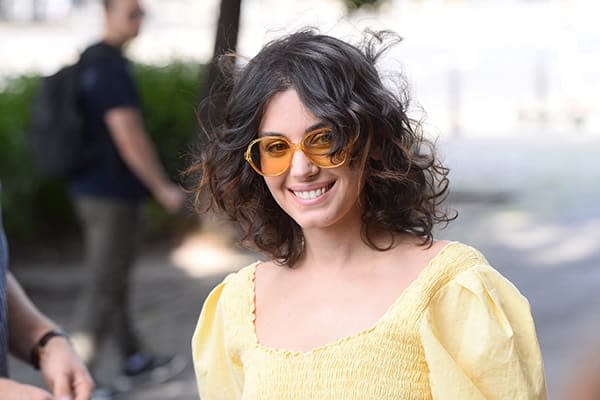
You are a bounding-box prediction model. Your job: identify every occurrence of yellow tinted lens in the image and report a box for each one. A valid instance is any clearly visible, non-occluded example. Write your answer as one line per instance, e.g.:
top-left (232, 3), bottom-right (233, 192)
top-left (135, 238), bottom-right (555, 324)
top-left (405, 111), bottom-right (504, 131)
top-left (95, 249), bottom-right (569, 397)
top-left (303, 129), bottom-right (344, 167)
top-left (254, 137), bottom-right (292, 175)
top-left (246, 130), bottom-right (348, 176)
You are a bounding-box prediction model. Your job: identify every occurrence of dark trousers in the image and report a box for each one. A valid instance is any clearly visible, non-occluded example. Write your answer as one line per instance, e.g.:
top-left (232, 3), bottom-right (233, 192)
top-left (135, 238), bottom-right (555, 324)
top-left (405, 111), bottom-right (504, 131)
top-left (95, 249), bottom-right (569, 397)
top-left (72, 195), bottom-right (143, 366)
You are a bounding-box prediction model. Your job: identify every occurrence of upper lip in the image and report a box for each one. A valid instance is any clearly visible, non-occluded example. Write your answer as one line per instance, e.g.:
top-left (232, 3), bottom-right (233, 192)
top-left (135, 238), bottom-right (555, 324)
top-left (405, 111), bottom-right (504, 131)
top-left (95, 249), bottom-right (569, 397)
top-left (288, 181), bottom-right (335, 192)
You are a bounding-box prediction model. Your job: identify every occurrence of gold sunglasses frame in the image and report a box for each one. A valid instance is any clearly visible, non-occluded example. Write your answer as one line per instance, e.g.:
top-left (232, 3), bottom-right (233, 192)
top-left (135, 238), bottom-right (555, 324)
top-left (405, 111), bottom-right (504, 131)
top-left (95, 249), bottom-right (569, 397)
top-left (244, 127), bottom-right (350, 177)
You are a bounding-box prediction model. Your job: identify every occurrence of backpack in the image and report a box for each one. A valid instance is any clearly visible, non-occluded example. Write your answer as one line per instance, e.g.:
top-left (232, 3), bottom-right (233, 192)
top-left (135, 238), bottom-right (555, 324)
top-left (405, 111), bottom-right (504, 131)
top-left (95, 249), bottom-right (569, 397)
top-left (27, 45), bottom-right (110, 179)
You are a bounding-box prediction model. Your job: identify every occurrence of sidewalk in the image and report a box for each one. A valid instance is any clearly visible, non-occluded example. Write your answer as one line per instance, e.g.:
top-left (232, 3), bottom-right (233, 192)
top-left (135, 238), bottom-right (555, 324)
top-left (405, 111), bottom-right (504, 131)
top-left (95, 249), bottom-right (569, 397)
top-left (8, 136), bottom-right (600, 399)
top-left (9, 233), bottom-right (258, 400)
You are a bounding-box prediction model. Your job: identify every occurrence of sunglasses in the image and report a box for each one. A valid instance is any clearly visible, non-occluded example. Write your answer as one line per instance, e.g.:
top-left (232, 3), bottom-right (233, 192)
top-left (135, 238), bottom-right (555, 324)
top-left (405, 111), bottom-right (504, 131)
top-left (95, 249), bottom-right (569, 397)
top-left (244, 127), bottom-right (350, 177)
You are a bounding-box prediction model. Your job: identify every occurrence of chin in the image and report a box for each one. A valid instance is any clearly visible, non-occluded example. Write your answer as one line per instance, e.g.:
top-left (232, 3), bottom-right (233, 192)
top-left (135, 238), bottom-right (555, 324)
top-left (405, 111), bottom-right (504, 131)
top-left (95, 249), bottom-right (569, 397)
top-left (292, 211), bottom-right (347, 231)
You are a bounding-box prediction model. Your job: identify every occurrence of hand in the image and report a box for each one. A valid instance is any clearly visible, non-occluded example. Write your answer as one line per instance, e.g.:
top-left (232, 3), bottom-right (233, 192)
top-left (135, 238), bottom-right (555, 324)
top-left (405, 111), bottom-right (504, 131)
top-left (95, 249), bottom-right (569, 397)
top-left (155, 182), bottom-right (186, 214)
top-left (0, 378), bottom-right (53, 399)
top-left (38, 337), bottom-right (94, 400)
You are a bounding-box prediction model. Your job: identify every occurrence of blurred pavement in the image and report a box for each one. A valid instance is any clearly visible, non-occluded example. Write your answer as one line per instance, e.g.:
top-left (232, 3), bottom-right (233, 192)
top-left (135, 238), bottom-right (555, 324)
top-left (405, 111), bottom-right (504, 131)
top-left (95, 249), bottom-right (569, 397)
top-left (8, 135), bottom-right (600, 399)
top-left (440, 135), bottom-right (600, 399)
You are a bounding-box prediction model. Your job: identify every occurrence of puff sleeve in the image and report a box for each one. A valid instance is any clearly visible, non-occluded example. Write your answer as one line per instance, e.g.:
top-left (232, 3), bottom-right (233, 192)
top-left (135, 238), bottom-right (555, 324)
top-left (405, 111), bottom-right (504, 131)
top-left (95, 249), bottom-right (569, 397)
top-left (192, 280), bottom-right (243, 400)
top-left (419, 264), bottom-right (547, 399)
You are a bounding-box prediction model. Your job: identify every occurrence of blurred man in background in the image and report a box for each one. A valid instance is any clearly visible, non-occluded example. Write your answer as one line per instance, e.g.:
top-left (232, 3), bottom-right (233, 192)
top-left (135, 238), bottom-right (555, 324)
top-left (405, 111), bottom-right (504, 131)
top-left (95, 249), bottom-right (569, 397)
top-left (67, 0), bottom-right (185, 392)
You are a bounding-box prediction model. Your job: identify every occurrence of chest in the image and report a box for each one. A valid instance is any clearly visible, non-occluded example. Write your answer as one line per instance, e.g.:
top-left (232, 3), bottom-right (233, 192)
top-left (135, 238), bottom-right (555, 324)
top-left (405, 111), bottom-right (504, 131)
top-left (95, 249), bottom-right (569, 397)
top-left (254, 269), bottom-right (419, 353)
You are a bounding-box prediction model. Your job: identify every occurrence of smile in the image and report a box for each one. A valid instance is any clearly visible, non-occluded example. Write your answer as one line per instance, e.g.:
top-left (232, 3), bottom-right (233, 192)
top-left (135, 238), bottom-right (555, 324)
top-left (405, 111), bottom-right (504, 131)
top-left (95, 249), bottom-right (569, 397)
top-left (291, 183), bottom-right (334, 201)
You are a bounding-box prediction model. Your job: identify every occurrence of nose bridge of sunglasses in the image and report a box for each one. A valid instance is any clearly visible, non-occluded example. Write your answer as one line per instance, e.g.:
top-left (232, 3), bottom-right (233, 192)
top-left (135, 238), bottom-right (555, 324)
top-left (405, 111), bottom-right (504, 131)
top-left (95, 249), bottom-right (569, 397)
top-left (291, 141), bottom-right (307, 154)
top-left (283, 139), bottom-right (322, 164)
top-left (291, 145), bottom-right (312, 161)
top-left (288, 147), bottom-right (319, 174)
top-left (293, 136), bottom-right (337, 164)
top-left (265, 141), bottom-right (317, 173)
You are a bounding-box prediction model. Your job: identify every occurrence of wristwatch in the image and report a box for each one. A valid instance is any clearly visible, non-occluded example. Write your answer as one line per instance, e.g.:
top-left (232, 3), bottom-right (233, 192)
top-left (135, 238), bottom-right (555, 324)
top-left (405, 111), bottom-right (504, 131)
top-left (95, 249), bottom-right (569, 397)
top-left (29, 329), bottom-right (69, 370)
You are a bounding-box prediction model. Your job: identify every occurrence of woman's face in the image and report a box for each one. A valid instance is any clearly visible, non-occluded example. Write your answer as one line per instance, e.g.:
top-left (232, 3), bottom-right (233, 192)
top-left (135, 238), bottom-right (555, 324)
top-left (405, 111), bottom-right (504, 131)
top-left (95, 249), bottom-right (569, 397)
top-left (257, 89), bottom-right (362, 233)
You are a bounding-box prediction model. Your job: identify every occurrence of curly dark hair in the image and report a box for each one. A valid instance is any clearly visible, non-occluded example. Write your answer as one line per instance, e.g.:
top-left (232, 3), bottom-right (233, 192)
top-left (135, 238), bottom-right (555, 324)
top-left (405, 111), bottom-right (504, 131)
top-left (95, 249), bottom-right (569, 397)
top-left (189, 29), bottom-right (455, 267)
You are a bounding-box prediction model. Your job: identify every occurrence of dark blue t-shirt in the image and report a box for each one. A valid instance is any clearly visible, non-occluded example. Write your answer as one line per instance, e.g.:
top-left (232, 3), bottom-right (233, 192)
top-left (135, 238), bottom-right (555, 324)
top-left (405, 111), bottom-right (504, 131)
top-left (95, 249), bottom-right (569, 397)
top-left (68, 42), bottom-right (148, 201)
top-left (0, 182), bottom-right (9, 376)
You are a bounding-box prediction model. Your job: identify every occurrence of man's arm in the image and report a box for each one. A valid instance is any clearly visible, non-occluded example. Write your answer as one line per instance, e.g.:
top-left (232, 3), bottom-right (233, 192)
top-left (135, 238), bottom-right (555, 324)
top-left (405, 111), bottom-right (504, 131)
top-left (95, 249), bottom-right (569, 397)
top-left (105, 107), bottom-right (185, 214)
top-left (6, 272), bottom-right (94, 400)
top-left (6, 273), bottom-right (56, 363)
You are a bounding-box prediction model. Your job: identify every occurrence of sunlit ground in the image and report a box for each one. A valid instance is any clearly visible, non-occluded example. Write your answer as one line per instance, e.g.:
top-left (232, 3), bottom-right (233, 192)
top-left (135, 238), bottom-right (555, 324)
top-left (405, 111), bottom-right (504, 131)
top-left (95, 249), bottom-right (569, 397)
top-left (169, 230), bottom-right (258, 278)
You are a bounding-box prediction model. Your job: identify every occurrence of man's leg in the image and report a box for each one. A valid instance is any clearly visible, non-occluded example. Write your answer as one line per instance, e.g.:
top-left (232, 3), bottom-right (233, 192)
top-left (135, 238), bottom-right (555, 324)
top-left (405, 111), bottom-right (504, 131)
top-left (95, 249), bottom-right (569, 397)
top-left (71, 196), bottom-right (143, 366)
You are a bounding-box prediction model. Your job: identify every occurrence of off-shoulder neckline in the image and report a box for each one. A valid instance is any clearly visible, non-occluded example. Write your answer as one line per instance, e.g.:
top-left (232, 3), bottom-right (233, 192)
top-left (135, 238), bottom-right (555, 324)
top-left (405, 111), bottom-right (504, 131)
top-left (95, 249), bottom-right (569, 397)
top-left (243, 241), bottom-right (468, 356)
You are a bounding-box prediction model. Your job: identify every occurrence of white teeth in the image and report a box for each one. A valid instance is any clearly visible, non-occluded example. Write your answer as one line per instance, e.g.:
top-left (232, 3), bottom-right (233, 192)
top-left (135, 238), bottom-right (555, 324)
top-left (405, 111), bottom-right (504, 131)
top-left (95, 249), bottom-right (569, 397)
top-left (293, 186), bottom-right (329, 200)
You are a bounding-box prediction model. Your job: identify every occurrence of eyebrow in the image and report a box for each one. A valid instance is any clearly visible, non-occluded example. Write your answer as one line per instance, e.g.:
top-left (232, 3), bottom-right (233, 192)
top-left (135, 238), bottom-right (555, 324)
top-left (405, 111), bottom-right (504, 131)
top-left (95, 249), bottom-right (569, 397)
top-left (259, 121), bottom-right (329, 137)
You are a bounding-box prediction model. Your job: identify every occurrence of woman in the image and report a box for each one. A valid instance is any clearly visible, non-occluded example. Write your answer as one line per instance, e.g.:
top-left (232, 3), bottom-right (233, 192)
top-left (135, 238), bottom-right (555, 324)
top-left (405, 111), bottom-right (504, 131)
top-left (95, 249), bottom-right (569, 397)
top-left (190, 30), bottom-right (547, 399)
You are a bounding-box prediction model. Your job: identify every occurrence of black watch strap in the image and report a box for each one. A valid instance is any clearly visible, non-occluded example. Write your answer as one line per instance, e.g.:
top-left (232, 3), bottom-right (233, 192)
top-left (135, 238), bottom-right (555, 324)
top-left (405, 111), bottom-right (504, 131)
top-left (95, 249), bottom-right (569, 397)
top-left (30, 329), bottom-right (69, 370)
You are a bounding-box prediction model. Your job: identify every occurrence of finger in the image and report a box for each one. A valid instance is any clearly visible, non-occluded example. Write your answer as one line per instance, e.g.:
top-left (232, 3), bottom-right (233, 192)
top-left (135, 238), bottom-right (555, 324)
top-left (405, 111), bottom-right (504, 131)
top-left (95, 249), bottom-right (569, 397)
top-left (73, 373), bottom-right (96, 400)
top-left (32, 388), bottom-right (54, 400)
top-left (22, 383), bottom-right (54, 400)
top-left (51, 374), bottom-right (73, 400)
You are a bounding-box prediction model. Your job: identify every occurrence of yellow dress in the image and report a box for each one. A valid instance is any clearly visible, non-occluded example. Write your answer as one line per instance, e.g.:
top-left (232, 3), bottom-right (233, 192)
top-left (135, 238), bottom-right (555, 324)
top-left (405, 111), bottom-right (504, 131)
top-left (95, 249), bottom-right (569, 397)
top-left (192, 242), bottom-right (547, 399)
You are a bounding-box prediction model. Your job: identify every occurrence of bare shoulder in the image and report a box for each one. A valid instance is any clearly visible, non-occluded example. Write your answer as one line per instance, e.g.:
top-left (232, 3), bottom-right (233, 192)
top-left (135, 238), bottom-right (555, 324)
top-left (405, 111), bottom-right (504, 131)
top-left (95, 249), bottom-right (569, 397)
top-left (379, 238), bottom-right (452, 280)
top-left (425, 239), bottom-right (453, 257)
top-left (254, 260), bottom-right (288, 292)
top-left (396, 237), bottom-right (451, 262)
top-left (253, 260), bottom-right (299, 321)
top-left (255, 259), bottom-right (284, 277)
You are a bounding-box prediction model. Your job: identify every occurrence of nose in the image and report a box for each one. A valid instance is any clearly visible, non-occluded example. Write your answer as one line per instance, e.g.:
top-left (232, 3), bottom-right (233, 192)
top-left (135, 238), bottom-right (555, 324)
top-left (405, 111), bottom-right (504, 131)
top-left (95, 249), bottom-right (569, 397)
top-left (289, 149), bottom-right (318, 178)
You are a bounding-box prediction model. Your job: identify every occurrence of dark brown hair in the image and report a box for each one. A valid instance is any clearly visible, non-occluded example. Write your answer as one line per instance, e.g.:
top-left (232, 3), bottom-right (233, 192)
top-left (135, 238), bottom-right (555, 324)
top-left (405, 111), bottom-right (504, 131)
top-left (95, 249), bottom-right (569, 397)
top-left (189, 29), bottom-right (455, 267)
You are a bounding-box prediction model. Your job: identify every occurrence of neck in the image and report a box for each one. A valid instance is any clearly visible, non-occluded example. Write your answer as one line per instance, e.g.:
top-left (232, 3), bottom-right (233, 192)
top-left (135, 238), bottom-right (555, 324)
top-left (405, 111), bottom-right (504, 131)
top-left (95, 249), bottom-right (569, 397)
top-left (103, 31), bottom-right (127, 49)
top-left (300, 214), bottom-right (372, 273)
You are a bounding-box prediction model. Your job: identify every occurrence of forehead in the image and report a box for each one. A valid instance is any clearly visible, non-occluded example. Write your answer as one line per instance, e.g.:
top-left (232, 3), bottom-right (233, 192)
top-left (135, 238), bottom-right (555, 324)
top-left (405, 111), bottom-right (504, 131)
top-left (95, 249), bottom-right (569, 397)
top-left (259, 89), bottom-right (319, 136)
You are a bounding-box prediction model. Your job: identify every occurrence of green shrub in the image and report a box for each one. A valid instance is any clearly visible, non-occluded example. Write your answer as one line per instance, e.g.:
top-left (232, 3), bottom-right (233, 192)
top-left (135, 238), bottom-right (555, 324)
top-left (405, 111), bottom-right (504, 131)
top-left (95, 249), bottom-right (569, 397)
top-left (135, 62), bottom-right (203, 181)
top-left (0, 75), bottom-right (45, 239)
top-left (0, 61), bottom-right (204, 241)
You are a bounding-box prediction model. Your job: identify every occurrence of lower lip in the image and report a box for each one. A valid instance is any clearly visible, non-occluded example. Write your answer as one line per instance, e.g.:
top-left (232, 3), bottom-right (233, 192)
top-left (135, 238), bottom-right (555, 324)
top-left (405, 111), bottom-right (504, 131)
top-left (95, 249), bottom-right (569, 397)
top-left (289, 183), bottom-right (334, 206)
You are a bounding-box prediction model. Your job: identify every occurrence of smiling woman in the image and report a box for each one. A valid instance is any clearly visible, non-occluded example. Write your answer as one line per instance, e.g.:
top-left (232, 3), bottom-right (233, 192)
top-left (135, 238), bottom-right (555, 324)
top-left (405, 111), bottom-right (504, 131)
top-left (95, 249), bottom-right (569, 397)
top-left (188, 29), bottom-right (547, 400)
top-left (192, 29), bottom-right (452, 266)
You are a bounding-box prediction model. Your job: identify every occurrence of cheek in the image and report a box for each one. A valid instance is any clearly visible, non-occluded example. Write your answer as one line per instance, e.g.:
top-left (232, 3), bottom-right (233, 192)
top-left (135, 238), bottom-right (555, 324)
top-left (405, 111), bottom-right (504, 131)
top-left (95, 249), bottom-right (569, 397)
top-left (263, 177), bottom-right (285, 200)
top-left (263, 178), bottom-right (290, 213)
top-left (341, 171), bottom-right (363, 203)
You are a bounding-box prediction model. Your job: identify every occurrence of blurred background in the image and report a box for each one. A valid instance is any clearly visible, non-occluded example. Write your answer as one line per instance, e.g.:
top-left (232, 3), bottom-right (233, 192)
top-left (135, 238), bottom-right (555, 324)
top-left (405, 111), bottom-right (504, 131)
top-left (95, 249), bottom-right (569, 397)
top-left (1, 0), bottom-right (599, 399)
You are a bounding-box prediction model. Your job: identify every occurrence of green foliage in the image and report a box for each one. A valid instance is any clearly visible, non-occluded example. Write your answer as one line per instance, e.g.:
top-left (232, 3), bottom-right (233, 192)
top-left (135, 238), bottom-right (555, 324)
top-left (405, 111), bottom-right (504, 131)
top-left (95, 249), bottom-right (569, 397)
top-left (0, 75), bottom-right (49, 239)
top-left (134, 62), bottom-right (202, 182)
top-left (134, 61), bottom-right (204, 238)
top-left (0, 62), bottom-right (203, 241)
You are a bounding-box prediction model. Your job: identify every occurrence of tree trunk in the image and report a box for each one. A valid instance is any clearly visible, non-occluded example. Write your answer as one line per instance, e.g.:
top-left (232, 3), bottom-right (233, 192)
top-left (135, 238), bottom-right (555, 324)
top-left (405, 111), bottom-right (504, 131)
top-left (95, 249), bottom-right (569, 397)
top-left (197, 0), bottom-right (242, 135)
top-left (191, 0), bottom-right (242, 237)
